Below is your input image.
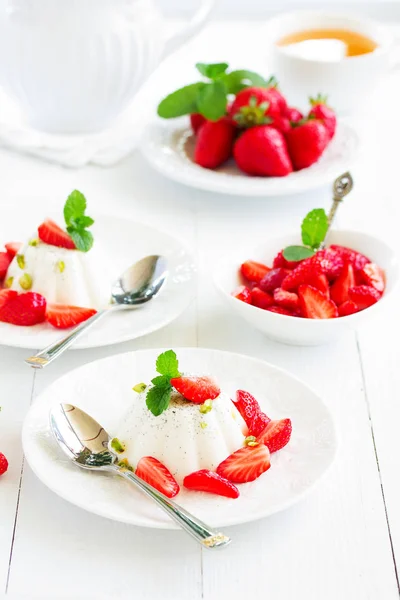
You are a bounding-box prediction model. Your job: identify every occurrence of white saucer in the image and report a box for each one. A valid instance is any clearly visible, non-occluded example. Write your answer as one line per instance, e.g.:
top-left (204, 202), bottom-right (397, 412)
top-left (22, 348), bottom-right (337, 529)
top-left (0, 216), bottom-right (195, 350)
top-left (141, 119), bottom-right (359, 196)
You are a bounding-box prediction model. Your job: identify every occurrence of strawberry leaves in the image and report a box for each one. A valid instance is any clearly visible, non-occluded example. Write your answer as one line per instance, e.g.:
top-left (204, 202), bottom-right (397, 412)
top-left (63, 190), bottom-right (94, 252)
top-left (283, 208), bottom-right (329, 262)
top-left (157, 62), bottom-right (268, 121)
top-left (145, 350), bottom-right (182, 416)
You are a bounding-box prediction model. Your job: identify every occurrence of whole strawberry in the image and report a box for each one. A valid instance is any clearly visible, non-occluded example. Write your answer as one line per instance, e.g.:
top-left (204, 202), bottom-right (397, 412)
top-left (286, 119), bottom-right (329, 170)
top-left (229, 87), bottom-right (281, 126)
top-left (308, 95), bottom-right (336, 139)
top-left (194, 117), bottom-right (236, 169)
top-left (285, 106), bottom-right (303, 123)
top-left (190, 113), bottom-right (206, 135)
top-left (265, 76), bottom-right (288, 114)
top-left (0, 452), bottom-right (8, 476)
top-left (234, 125), bottom-right (293, 177)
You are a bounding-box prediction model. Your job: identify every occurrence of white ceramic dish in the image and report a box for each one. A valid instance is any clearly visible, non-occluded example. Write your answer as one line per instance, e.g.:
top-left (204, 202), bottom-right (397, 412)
top-left (22, 347), bottom-right (337, 529)
top-left (0, 215), bottom-right (195, 350)
top-left (141, 119), bottom-right (359, 197)
top-left (214, 230), bottom-right (399, 346)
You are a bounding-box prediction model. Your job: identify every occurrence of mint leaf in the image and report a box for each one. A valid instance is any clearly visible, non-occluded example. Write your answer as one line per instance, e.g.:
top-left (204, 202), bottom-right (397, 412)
top-left (221, 70), bottom-right (267, 94)
top-left (68, 228), bottom-right (94, 252)
top-left (196, 80), bottom-right (227, 121)
top-left (146, 384), bottom-right (172, 416)
top-left (196, 62), bottom-right (229, 79)
top-left (283, 245), bottom-right (315, 262)
top-left (301, 209), bottom-right (329, 250)
top-left (157, 82), bottom-right (205, 119)
top-left (151, 375), bottom-right (171, 387)
top-left (156, 350), bottom-right (180, 378)
top-left (64, 190), bottom-right (87, 227)
top-left (74, 215), bottom-right (94, 229)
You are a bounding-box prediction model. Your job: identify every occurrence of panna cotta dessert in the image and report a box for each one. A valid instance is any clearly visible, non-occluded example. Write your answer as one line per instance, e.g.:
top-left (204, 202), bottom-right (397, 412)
top-left (109, 350), bottom-right (292, 500)
top-left (0, 190), bottom-right (111, 328)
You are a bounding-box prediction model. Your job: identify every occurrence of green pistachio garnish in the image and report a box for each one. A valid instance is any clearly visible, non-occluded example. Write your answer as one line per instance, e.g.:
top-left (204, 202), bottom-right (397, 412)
top-left (4, 276), bottom-right (13, 289)
top-left (56, 260), bottom-right (65, 273)
top-left (28, 239), bottom-right (39, 247)
top-left (199, 399), bottom-right (213, 414)
top-left (133, 383), bottom-right (147, 393)
top-left (244, 435), bottom-right (259, 447)
top-left (110, 438), bottom-right (126, 454)
top-left (19, 273), bottom-right (32, 290)
top-left (117, 458), bottom-right (134, 472)
top-left (16, 254), bottom-right (25, 269)
top-left (200, 421), bottom-right (208, 429)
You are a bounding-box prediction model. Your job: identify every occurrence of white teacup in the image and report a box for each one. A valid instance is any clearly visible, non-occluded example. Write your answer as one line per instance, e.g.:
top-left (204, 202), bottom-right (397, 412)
top-left (264, 10), bottom-right (398, 115)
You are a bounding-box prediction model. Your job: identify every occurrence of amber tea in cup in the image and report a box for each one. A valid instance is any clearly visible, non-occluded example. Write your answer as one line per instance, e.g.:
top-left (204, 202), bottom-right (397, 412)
top-left (277, 28), bottom-right (378, 57)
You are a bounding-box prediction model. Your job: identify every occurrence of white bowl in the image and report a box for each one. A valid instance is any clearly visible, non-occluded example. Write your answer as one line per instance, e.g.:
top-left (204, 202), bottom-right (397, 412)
top-left (213, 230), bottom-right (399, 346)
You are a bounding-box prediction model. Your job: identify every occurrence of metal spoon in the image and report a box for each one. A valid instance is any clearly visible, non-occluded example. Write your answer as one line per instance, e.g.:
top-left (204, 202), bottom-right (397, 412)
top-left (50, 403), bottom-right (231, 549)
top-left (25, 255), bottom-right (168, 369)
top-left (319, 171), bottom-right (354, 250)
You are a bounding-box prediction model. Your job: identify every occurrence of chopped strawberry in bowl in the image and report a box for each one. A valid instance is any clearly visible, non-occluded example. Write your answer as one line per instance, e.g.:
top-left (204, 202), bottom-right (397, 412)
top-left (214, 228), bottom-right (398, 346)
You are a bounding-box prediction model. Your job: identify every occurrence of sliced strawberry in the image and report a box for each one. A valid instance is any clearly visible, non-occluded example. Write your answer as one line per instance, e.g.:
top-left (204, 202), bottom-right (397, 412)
top-left (359, 263), bottom-right (385, 293)
top-left (5, 242), bottom-right (22, 260)
top-left (190, 113), bottom-right (206, 134)
top-left (259, 268), bottom-right (290, 293)
top-left (272, 250), bottom-right (299, 270)
top-left (330, 262), bottom-right (355, 306)
top-left (281, 261), bottom-right (329, 295)
top-left (348, 285), bottom-right (381, 310)
top-left (298, 285), bottom-right (338, 319)
top-left (46, 304), bottom-right (96, 329)
top-left (0, 289), bottom-right (18, 309)
top-left (240, 260), bottom-right (271, 284)
top-left (273, 288), bottom-right (299, 310)
top-left (0, 252), bottom-right (11, 280)
top-left (183, 469), bottom-right (239, 499)
top-left (233, 390), bottom-right (271, 436)
top-left (135, 456), bottom-right (180, 498)
top-left (266, 305), bottom-right (297, 316)
top-left (0, 292), bottom-right (46, 326)
top-left (311, 247), bottom-right (344, 280)
top-left (216, 444), bottom-right (271, 484)
top-left (330, 245), bottom-right (370, 272)
top-left (171, 376), bottom-right (220, 404)
top-left (251, 287), bottom-right (274, 309)
top-left (338, 300), bottom-right (359, 317)
top-left (38, 219), bottom-right (76, 250)
top-left (232, 285), bottom-right (251, 304)
top-left (257, 418), bottom-right (292, 452)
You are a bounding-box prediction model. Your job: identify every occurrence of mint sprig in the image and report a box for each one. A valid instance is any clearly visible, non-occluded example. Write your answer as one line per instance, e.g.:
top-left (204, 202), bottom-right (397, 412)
top-left (283, 208), bottom-right (329, 262)
top-left (157, 62), bottom-right (269, 122)
top-left (145, 350), bottom-right (181, 416)
top-left (63, 190), bottom-right (94, 252)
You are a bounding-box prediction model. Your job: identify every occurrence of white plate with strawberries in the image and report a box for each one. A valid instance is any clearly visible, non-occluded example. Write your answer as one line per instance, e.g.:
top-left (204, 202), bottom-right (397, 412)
top-left (0, 193), bottom-right (196, 350)
top-left (22, 347), bottom-right (337, 529)
top-left (142, 63), bottom-right (359, 196)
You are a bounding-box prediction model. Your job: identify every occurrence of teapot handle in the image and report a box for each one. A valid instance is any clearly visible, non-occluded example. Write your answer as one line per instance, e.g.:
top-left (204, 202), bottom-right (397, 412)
top-left (162, 0), bottom-right (216, 58)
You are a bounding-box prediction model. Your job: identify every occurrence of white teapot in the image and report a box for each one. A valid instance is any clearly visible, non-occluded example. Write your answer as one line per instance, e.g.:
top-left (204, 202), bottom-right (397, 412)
top-left (0, 0), bottom-right (215, 132)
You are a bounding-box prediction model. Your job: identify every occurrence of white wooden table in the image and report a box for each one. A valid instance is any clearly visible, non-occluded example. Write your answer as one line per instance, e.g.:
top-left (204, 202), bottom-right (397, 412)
top-left (1, 20), bottom-right (400, 600)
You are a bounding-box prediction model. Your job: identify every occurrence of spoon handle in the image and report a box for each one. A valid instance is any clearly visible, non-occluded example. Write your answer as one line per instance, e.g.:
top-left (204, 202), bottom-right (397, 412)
top-left (112, 466), bottom-right (231, 549)
top-left (25, 309), bottom-right (110, 368)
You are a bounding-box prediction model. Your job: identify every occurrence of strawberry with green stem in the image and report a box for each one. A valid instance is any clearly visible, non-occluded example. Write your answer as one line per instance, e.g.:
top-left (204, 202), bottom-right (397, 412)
top-left (308, 94), bottom-right (337, 139)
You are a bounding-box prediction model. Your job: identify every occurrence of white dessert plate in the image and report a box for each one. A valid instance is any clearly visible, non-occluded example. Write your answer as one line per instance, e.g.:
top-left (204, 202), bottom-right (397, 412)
top-left (22, 348), bottom-right (337, 529)
top-left (0, 216), bottom-right (195, 350)
top-left (141, 118), bottom-right (359, 197)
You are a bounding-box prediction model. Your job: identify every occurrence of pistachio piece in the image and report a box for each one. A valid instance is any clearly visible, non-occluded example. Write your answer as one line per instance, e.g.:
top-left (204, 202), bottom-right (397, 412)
top-left (132, 383), bottom-right (147, 393)
top-left (19, 273), bottom-right (32, 290)
top-left (117, 458), bottom-right (134, 472)
top-left (199, 399), bottom-right (213, 414)
top-left (28, 239), bottom-right (38, 247)
top-left (110, 438), bottom-right (126, 454)
top-left (16, 254), bottom-right (25, 269)
top-left (200, 421), bottom-right (208, 429)
top-left (56, 260), bottom-right (65, 273)
top-left (4, 276), bottom-right (13, 289)
top-left (244, 435), bottom-right (259, 447)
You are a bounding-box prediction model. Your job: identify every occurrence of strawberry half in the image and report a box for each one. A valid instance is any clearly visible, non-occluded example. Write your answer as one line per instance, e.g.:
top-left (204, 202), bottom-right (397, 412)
top-left (348, 285), bottom-right (381, 310)
top-left (217, 444), bottom-right (271, 484)
top-left (5, 242), bottom-right (22, 260)
top-left (257, 418), bottom-right (292, 453)
top-left (330, 262), bottom-right (355, 306)
top-left (259, 268), bottom-right (290, 293)
top-left (359, 263), bottom-right (385, 293)
top-left (232, 285), bottom-right (251, 304)
top-left (135, 456), bottom-right (180, 498)
top-left (183, 469), bottom-right (239, 499)
top-left (0, 289), bottom-right (18, 309)
top-left (330, 245), bottom-right (370, 272)
top-left (170, 376), bottom-right (220, 404)
top-left (273, 288), bottom-right (299, 311)
top-left (251, 287), bottom-right (274, 309)
top-left (272, 250), bottom-right (299, 270)
top-left (298, 285), bottom-right (338, 319)
top-left (38, 219), bottom-right (76, 250)
top-left (281, 261), bottom-right (329, 295)
top-left (311, 247), bottom-right (344, 280)
top-left (338, 300), bottom-right (359, 317)
top-left (0, 292), bottom-right (46, 326)
top-left (240, 260), bottom-right (271, 284)
top-left (46, 304), bottom-right (97, 329)
top-left (267, 305), bottom-right (297, 316)
top-left (233, 390), bottom-right (270, 436)
top-left (0, 251), bottom-right (11, 280)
